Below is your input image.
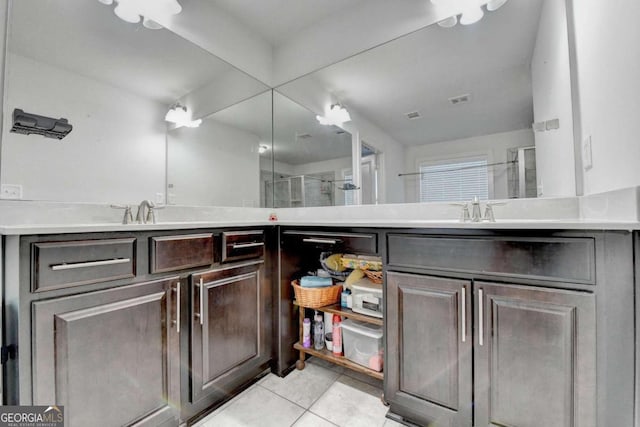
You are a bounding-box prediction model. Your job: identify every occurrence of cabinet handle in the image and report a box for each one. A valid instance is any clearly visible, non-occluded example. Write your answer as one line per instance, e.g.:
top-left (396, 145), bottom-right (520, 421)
top-left (302, 238), bottom-right (339, 245)
top-left (51, 258), bottom-right (130, 271)
top-left (173, 282), bottom-right (181, 334)
top-left (461, 286), bottom-right (466, 343)
top-left (194, 277), bottom-right (204, 326)
top-left (478, 288), bottom-right (484, 346)
top-left (232, 242), bottom-right (264, 249)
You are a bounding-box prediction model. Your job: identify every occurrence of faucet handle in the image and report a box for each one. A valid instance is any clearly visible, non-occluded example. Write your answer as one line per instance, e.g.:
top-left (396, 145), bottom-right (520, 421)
top-left (110, 204), bottom-right (133, 224)
top-left (482, 202), bottom-right (506, 222)
top-left (450, 203), bottom-right (471, 222)
top-left (145, 204), bottom-right (166, 224)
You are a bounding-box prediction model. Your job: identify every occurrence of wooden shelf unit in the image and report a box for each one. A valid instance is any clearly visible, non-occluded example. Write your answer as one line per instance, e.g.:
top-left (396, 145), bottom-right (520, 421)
top-left (294, 300), bottom-right (384, 380)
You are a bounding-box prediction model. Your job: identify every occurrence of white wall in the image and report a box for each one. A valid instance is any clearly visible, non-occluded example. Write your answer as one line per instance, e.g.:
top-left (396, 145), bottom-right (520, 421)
top-left (572, 0), bottom-right (640, 195)
top-left (531, 0), bottom-right (576, 197)
top-left (156, 0), bottom-right (274, 86)
top-left (1, 53), bottom-right (166, 204)
top-left (167, 117), bottom-right (260, 206)
top-left (404, 129), bottom-right (535, 203)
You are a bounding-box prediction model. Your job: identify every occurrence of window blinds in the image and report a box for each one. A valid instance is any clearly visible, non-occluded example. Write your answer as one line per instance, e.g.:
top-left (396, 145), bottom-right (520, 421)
top-left (419, 159), bottom-right (489, 202)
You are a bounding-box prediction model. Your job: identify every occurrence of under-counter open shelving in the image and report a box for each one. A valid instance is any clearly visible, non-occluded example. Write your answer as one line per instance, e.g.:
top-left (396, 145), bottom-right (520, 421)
top-left (294, 300), bottom-right (384, 380)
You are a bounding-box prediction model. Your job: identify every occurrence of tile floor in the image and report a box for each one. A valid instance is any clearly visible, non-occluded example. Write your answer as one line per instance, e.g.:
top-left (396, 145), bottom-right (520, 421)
top-left (194, 357), bottom-right (401, 427)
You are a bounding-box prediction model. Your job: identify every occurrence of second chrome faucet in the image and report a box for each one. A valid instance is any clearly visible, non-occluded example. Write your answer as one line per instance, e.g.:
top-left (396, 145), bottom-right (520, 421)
top-left (111, 200), bottom-right (164, 224)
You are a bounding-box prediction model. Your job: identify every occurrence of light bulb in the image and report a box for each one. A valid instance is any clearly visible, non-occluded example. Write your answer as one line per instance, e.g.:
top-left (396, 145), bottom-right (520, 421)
top-left (98, 0), bottom-right (114, 5)
top-left (486, 0), bottom-right (508, 11)
top-left (460, 5), bottom-right (484, 25)
top-left (114, 1), bottom-right (141, 23)
top-left (258, 145), bottom-right (269, 154)
top-left (142, 18), bottom-right (163, 29)
top-left (437, 15), bottom-right (458, 28)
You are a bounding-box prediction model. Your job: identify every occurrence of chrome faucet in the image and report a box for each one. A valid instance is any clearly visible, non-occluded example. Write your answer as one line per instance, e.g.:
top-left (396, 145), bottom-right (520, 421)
top-left (470, 196), bottom-right (482, 222)
top-left (110, 204), bottom-right (134, 224)
top-left (136, 200), bottom-right (156, 224)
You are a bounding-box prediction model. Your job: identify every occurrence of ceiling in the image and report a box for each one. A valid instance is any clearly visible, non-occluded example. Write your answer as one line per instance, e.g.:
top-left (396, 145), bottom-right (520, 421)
top-left (205, 0), bottom-right (368, 46)
top-left (8, 0), bottom-right (244, 105)
top-left (278, 0), bottom-right (545, 146)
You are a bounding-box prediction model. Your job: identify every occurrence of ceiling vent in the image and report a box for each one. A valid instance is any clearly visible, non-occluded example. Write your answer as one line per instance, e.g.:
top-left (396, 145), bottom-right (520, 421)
top-left (405, 111), bottom-right (421, 119)
top-left (448, 94), bottom-right (471, 105)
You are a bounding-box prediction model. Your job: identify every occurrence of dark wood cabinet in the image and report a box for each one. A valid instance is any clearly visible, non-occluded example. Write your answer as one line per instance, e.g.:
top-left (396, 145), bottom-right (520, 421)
top-left (32, 277), bottom-right (181, 427)
top-left (386, 273), bottom-right (472, 427)
top-left (386, 272), bottom-right (596, 427)
top-left (474, 281), bottom-right (595, 427)
top-left (188, 261), bottom-right (270, 415)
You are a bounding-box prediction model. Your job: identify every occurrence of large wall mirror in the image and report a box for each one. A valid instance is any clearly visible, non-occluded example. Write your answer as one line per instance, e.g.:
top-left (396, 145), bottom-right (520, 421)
top-left (1, 0), bottom-right (578, 209)
top-left (271, 92), bottom-right (353, 208)
top-left (1, 0), bottom-right (269, 205)
top-left (276, 0), bottom-right (577, 205)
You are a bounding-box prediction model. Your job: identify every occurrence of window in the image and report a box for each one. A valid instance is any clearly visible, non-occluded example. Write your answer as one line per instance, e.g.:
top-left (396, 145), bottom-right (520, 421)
top-left (419, 158), bottom-right (489, 202)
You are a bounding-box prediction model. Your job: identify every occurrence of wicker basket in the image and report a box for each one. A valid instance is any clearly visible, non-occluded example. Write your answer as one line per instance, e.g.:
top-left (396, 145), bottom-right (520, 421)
top-left (363, 270), bottom-right (384, 284)
top-left (292, 280), bottom-right (342, 308)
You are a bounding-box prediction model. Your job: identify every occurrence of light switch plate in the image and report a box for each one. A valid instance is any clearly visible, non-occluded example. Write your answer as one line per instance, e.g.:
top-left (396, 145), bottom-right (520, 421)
top-left (1, 184), bottom-right (23, 199)
top-left (583, 136), bottom-right (593, 170)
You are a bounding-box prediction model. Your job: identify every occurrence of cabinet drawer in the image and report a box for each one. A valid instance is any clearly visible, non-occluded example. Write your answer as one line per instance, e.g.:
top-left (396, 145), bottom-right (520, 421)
top-left (282, 230), bottom-right (377, 254)
top-left (387, 234), bottom-right (596, 284)
top-left (151, 234), bottom-right (215, 273)
top-left (222, 231), bottom-right (265, 262)
top-left (32, 238), bottom-right (136, 292)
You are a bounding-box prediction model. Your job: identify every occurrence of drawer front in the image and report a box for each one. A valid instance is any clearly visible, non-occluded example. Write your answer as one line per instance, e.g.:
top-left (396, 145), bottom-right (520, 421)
top-left (151, 234), bottom-right (215, 273)
top-left (222, 231), bottom-right (265, 263)
top-left (33, 238), bottom-right (136, 292)
top-left (282, 230), bottom-right (378, 254)
top-left (387, 234), bottom-right (596, 284)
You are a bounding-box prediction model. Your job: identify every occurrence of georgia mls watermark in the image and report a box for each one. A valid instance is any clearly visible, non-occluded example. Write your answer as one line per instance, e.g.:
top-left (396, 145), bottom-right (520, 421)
top-left (0, 406), bottom-right (64, 427)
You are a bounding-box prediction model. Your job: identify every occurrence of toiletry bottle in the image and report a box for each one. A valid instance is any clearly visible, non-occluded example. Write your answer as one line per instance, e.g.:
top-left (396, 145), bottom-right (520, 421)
top-left (303, 318), bottom-right (312, 348)
top-left (332, 314), bottom-right (342, 356)
top-left (313, 311), bottom-right (324, 351)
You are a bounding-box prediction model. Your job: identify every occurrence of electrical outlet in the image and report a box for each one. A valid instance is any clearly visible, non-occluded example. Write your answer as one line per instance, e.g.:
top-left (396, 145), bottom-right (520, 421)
top-left (583, 135), bottom-right (593, 170)
top-left (1, 184), bottom-right (23, 199)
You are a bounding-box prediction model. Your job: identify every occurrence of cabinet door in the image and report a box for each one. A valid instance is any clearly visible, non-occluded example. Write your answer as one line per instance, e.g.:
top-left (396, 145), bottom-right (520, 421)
top-left (386, 272), bottom-right (472, 427)
top-left (32, 278), bottom-right (181, 427)
top-left (474, 281), bottom-right (595, 427)
top-left (191, 263), bottom-right (261, 403)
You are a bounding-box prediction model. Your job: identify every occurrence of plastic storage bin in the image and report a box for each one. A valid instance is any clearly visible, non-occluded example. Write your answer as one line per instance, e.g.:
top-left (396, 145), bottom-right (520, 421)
top-left (340, 319), bottom-right (384, 372)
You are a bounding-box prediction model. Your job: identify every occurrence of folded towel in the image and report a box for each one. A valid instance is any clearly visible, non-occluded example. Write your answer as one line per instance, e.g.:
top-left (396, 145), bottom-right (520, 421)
top-left (300, 276), bottom-right (333, 288)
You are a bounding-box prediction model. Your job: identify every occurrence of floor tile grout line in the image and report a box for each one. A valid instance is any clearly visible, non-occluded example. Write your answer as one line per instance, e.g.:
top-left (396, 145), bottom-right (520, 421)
top-left (257, 364), bottom-right (342, 411)
top-left (305, 409), bottom-right (341, 427)
top-left (255, 382), bottom-right (309, 411)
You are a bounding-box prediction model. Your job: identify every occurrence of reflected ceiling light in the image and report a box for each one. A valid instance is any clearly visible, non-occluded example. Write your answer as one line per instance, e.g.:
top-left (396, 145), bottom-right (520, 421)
top-left (431, 0), bottom-right (507, 28)
top-left (316, 104), bottom-right (351, 126)
top-left (460, 5), bottom-right (484, 25)
top-left (258, 145), bottom-right (269, 154)
top-left (486, 0), bottom-right (508, 11)
top-left (165, 104), bottom-right (201, 128)
top-left (98, 0), bottom-right (182, 30)
top-left (437, 15), bottom-right (458, 28)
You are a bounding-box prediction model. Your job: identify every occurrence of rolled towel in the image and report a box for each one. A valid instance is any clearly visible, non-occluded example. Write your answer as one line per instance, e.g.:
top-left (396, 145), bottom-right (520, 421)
top-left (300, 276), bottom-right (333, 288)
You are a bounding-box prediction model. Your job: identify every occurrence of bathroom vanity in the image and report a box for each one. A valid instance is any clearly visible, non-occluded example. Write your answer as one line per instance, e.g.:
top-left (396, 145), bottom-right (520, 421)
top-left (2, 226), bottom-right (276, 426)
top-left (1, 217), bottom-right (637, 427)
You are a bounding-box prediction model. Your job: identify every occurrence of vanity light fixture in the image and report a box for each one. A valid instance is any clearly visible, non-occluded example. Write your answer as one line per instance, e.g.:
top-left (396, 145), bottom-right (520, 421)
top-left (97, 0), bottom-right (182, 30)
top-left (316, 104), bottom-right (351, 126)
top-left (258, 144), bottom-right (269, 154)
top-left (165, 104), bottom-right (202, 128)
top-left (431, 0), bottom-right (507, 28)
